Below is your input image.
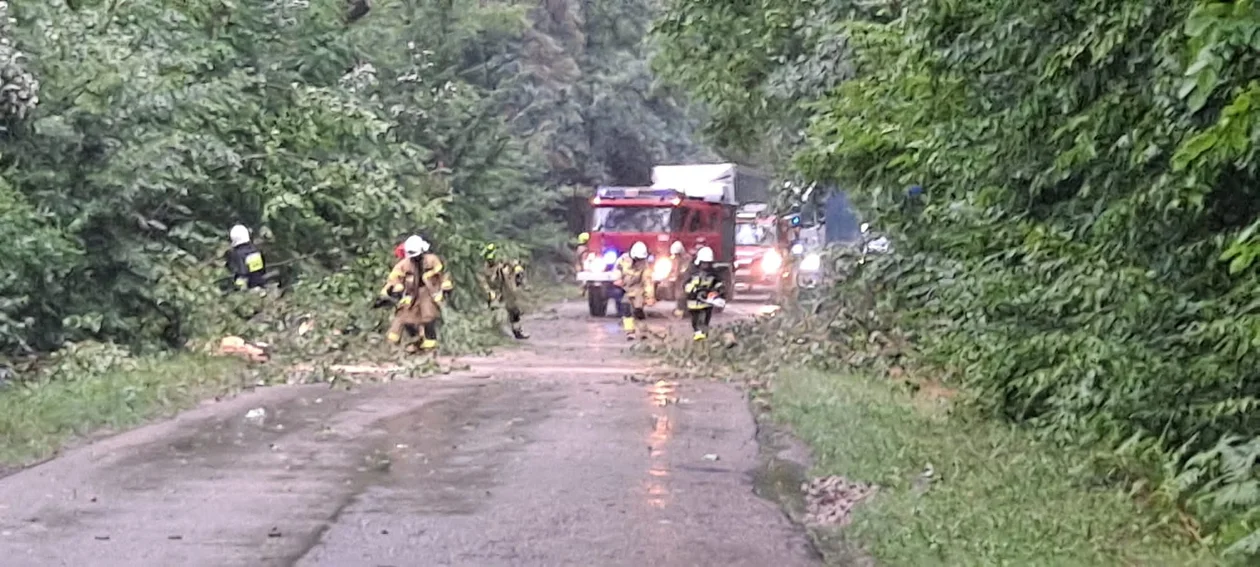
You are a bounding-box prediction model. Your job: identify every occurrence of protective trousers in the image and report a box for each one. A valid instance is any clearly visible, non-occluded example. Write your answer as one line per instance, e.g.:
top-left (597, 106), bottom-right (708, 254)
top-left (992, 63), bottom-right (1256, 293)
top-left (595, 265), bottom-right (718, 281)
top-left (386, 316), bottom-right (439, 351)
top-left (608, 287), bottom-right (645, 333)
top-left (690, 307), bottom-right (713, 339)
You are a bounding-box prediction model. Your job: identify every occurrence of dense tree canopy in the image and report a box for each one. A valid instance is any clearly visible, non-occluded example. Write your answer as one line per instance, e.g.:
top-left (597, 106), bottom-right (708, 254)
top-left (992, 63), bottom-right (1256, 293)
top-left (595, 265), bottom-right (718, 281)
top-left (654, 0), bottom-right (1259, 557)
top-left (0, 0), bottom-right (709, 357)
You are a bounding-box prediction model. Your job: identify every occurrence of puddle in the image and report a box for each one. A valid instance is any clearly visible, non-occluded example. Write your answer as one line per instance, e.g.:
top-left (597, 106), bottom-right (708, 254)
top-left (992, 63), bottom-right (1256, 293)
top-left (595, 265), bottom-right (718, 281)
top-left (752, 416), bottom-right (872, 566)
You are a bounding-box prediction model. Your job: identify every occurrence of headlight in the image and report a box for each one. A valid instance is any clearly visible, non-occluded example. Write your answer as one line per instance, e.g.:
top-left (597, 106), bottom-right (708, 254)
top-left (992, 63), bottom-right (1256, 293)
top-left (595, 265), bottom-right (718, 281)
top-left (584, 252), bottom-right (614, 272)
top-left (652, 257), bottom-right (672, 280)
top-left (790, 243), bottom-right (804, 255)
top-left (800, 253), bottom-right (821, 272)
top-left (761, 249), bottom-right (782, 273)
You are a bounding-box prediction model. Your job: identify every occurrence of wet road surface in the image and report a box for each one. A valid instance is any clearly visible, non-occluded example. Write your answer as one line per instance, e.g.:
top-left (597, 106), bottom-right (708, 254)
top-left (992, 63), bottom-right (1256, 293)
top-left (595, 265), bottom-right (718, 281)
top-left (0, 299), bottom-right (817, 566)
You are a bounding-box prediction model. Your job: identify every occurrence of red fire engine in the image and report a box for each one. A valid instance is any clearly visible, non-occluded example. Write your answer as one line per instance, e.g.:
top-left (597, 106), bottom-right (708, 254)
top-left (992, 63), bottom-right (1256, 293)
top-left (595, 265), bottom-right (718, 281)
top-left (576, 186), bottom-right (736, 317)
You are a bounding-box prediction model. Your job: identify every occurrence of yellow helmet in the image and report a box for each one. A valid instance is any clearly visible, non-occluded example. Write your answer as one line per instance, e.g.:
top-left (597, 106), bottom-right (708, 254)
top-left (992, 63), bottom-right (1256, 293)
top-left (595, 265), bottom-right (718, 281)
top-left (578, 232), bottom-right (590, 244)
top-left (481, 243), bottom-right (497, 260)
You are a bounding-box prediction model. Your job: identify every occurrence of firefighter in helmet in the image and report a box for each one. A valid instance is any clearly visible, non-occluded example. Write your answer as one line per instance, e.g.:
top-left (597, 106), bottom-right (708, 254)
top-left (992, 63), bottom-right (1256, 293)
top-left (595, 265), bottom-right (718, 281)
top-left (684, 246), bottom-right (725, 341)
top-left (668, 240), bottom-right (692, 318)
top-left (480, 243), bottom-right (529, 340)
top-left (611, 241), bottom-right (655, 338)
top-left (225, 224), bottom-right (267, 291)
top-left (379, 235), bottom-right (447, 351)
top-left (575, 232), bottom-right (590, 266)
top-left (574, 232), bottom-right (591, 296)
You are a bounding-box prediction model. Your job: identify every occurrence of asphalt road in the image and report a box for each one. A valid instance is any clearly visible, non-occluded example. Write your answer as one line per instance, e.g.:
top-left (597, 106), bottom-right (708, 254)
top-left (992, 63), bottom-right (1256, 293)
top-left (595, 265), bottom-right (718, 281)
top-left (0, 298), bottom-right (817, 567)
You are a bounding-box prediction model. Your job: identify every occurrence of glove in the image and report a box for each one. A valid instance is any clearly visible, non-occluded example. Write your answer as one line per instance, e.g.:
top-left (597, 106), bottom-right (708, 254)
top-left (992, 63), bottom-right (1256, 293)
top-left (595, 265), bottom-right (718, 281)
top-left (488, 291), bottom-right (498, 302)
top-left (646, 297), bottom-right (656, 306)
top-left (399, 296), bottom-right (414, 307)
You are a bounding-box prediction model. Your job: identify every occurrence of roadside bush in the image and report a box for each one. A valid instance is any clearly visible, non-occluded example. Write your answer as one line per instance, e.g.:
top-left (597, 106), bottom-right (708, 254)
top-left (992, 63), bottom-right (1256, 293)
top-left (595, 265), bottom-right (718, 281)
top-left (653, 0), bottom-right (1260, 557)
top-left (0, 0), bottom-right (709, 361)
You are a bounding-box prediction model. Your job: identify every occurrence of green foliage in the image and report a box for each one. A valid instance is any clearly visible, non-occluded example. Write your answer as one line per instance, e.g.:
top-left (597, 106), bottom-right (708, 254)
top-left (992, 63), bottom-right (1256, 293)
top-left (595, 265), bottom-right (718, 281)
top-left (653, 0), bottom-right (1260, 558)
top-left (0, 0), bottom-right (709, 358)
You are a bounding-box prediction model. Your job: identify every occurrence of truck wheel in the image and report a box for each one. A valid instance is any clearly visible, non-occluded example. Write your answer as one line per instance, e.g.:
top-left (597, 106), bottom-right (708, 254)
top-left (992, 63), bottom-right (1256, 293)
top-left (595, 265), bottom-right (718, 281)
top-left (587, 285), bottom-right (608, 317)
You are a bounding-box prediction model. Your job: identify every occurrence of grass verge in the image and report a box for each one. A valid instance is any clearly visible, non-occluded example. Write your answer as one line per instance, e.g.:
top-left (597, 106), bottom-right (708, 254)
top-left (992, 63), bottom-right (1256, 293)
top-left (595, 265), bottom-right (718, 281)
top-left (0, 354), bottom-right (247, 468)
top-left (772, 368), bottom-right (1220, 566)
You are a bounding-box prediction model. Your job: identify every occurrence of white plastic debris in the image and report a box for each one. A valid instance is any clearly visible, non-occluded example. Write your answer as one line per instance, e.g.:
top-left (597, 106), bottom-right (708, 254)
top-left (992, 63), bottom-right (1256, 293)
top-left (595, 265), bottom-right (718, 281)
top-left (245, 407), bottom-right (266, 425)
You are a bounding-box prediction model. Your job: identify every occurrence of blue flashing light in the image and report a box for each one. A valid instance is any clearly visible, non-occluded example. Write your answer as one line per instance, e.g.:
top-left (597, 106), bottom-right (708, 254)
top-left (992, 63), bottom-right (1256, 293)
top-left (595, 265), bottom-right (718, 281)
top-left (601, 249), bottom-right (618, 265)
top-left (789, 214), bottom-right (801, 226)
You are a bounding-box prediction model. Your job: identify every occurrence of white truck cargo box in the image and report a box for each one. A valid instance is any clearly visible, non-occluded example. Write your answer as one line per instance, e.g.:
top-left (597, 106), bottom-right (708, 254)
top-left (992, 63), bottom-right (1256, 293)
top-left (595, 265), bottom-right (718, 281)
top-left (651, 163), bottom-right (769, 205)
top-left (651, 164), bottom-right (736, 204)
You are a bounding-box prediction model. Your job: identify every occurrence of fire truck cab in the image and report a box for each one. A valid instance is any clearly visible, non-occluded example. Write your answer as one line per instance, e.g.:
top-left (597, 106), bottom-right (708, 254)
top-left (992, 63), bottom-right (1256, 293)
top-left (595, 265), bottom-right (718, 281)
top-left (577, 186), bottom-right (736, 317)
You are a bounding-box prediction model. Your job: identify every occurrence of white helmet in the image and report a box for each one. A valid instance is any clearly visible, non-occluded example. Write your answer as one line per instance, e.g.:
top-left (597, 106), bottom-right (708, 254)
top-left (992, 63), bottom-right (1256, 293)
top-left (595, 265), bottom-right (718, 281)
top-left (695, 246), bottom-right (714, 264)
top-left (403, 235), bottom-right (429, 258)
top-left (229, 224), bottom-right (250, 246)
top-left (630, 241), bottom-right (648, 259)
top-left (860, 222), bottom-right (870, 234)
top-left (670, 241), bottom-right (685, 255)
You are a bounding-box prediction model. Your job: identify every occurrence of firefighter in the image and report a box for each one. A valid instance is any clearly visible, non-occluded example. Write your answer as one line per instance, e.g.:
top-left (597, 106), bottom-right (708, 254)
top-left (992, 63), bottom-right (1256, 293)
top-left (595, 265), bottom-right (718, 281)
top-left (379, 235), bottom-right (446, 352)
top-left (575, 232), bottom-right (590, 266)
top-left (575, 232), bottom-right (590, 296)
top-left (668, 240), bottom-right (692, 318)
top-left (480, 243), bottom-right (529, 339)
top-left (225, 224), bottom-right (266, 291)
top-left (684, 246), bottom-right (725, 341)
top-left (611, 241), bottom-right (655, 338)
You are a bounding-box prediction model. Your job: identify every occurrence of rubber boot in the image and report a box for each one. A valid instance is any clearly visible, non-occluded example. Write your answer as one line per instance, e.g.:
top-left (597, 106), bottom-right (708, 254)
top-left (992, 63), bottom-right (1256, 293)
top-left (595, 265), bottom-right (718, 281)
top-left (693, 330), bottom-right (707, 341)
top-left (622, 317), bottom-right (636, 339)
top-left (512, 325), bottom-right (529, 340)
top-left (420, 339), bottom-right (438, 350)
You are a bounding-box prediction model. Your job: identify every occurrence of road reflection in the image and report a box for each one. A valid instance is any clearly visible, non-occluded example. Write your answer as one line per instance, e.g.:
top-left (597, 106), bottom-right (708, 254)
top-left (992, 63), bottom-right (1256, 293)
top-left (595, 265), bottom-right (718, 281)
top-left (645, 380), bottom-right (677, 509)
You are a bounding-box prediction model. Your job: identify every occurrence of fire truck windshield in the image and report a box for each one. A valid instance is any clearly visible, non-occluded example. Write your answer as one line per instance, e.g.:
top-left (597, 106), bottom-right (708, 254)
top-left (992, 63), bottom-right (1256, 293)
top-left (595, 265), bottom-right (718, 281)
top-left (735, 223), bottom-right (774, 246)
top-left (592, 207), bottom-right (673, 233)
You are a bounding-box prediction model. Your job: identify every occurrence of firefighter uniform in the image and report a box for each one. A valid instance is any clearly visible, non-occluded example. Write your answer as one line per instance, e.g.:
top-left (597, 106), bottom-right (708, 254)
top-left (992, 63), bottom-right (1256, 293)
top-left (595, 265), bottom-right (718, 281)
top-left (684, 247), bottom-right (724, 340)
top-left (575, 232), bottom-right (590, 296)
top-left (575, 232), bottom-right (590, 271)
top-left (670, 249), bottom-right (693, 317)
top-left (225, 225), bottom-right (266, 291)
top-left (480, 244), bottom-right (528, 340)
top-left (381, 236), bottom-right (450, 351)
top-left (611, 242), bottom-right (654, 336)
